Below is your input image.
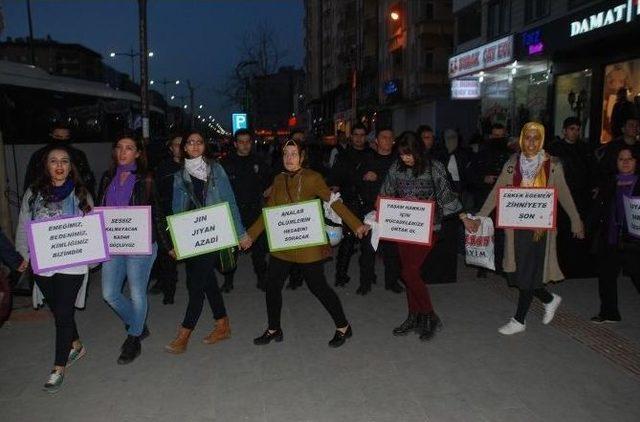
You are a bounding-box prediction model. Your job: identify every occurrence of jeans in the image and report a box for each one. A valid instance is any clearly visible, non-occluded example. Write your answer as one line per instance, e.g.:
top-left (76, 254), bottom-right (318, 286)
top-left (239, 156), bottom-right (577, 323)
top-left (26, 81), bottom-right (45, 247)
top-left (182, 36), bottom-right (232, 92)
top-left (34, 273), bottom-right (84, 367)
top-left (266, 257), bottom-right (348, 330)
top-left (182, 252), bottom-right (227, 329)
top-left (102, 243), bottom-right (158, 337)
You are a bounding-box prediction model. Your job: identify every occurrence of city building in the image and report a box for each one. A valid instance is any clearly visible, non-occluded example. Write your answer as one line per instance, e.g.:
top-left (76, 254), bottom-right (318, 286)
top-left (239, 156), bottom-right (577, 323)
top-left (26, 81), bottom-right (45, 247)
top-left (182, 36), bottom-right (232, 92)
top-left (304, 0), bottom-right (463, 139)
top-left (450, 0), bottom-right (640, 143)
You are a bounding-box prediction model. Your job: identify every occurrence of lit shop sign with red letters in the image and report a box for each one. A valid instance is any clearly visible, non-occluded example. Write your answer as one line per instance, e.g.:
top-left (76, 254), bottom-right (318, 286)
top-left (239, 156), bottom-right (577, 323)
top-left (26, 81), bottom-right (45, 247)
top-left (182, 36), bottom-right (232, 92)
top-left (570, 0), bottom-right (640, 37)
top-left (448, 35), bottom-right (513, 79)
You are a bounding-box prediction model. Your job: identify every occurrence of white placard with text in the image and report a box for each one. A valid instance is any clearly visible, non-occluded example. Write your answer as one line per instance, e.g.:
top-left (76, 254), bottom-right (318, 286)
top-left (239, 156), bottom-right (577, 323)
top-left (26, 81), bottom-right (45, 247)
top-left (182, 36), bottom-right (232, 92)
top-left (377, 197), bottom-right (435, 246)
top-left (94, 206), bottom-right (152, 255)
top-left (496, 188), bottom-right (557, 230)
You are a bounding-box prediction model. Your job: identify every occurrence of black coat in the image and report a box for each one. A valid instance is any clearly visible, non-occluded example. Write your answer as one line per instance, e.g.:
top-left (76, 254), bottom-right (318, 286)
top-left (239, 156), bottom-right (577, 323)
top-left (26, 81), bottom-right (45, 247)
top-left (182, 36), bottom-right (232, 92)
top-left (154, 157), bottom-right (181, 216)
top-left (328, 146), bottom-right (373, 216)
top-left (220, 152), bottom-right (272, 224)
top-left (97, 171), bottom-right (171, 251)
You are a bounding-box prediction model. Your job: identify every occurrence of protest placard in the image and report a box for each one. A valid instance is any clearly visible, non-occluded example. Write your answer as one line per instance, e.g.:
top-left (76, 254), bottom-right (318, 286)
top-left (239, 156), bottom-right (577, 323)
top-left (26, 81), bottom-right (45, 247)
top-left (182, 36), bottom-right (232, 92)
top-left (377, 197), bottom-right (435, 246)
top-left (496, 187), bottom-right (557, 230)
top-left (27, 213), bottom-right (109, 274)
top-left (167, 203), bottom-right (238, 259)
top-left (623, 196), bottom-right (640, 239)
top-left (263, 199), bottom-right (327, 252)
top-left (94, 206), bottom-right (152, 255)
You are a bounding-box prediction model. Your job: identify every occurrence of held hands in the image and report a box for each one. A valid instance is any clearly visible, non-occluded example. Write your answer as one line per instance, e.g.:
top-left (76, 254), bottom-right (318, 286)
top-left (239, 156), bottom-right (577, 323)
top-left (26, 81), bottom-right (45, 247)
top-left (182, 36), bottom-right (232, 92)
top-left (355, 224), bottom-right (371, 239)
top-left (239, 234), bottom-right (253, 251)
top-left (572, 228), bottom-right (585, 240)
top-left (362, 171), bottom-right (378, 182)
top-left (168, 250), bottom-right (177, 260)
top-left (459, 213), bottom-right (481, 233)
top-left (17, 259), bottom-right (29, 273)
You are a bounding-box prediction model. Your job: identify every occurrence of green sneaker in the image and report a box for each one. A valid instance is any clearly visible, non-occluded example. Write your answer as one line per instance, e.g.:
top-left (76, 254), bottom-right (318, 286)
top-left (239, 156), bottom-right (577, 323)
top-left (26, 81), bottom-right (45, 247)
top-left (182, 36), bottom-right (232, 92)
top-left (66, 344), bottom-right (86, 367)
top-left (43, 371), bottom-right (64, 394)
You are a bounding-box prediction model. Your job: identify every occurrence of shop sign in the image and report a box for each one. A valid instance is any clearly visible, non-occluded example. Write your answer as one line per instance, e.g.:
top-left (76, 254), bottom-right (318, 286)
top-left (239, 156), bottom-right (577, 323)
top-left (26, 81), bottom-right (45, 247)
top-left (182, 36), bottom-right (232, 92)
top-left (522, 29), bottom-right (545, 55)
top-left (570, 0), bottom-right (640, 37)
top-left (448, 35), bottom-right (513, 79)
top-left (451, 79), bottom-right (481, 99)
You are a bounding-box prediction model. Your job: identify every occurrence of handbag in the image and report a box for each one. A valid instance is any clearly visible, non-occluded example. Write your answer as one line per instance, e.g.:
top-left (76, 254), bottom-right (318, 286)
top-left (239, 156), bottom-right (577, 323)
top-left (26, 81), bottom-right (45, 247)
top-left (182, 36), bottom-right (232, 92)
top-left (216, 246), bottom-right (238, 274)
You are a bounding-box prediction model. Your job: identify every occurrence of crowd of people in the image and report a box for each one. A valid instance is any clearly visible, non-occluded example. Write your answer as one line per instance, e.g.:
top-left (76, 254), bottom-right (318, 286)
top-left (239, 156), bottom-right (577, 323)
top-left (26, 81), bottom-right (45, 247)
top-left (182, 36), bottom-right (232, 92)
top-left (1, 112), bottom-right (639, 393)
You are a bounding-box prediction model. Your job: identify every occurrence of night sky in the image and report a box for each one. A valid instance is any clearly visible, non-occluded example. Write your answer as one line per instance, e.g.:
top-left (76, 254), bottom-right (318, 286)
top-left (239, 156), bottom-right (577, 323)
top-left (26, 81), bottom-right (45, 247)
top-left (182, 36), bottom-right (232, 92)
top-left (2, 0), bottom-right (304, 130)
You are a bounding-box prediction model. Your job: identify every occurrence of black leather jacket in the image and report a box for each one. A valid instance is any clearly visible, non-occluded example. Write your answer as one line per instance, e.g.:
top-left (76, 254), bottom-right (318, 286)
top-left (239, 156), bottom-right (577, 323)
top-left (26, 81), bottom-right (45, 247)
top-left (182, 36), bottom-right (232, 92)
top-left (97, 171), bottom-right (171, 251)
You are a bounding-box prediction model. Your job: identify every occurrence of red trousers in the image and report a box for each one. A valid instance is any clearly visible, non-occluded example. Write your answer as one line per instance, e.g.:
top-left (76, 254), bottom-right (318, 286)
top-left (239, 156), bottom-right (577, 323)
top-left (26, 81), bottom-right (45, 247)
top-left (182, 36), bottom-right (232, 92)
top-left (397, 241), bottom-right (435, 313)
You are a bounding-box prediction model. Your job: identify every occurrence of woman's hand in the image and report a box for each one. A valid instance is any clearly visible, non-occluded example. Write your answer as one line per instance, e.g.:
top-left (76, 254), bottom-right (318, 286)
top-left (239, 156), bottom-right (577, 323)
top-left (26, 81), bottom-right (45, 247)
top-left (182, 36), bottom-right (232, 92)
top-left (459, 214), bottom-right (481, 233)
top-left (17, 259), bottom-right (29, 273)
top-left (572, 228), bottom-right (585, 240)
top-left (168, 250), bottom-right (177, 259)
top-left (239, 235), bottom-right (253, 250)
top-left (354, 224), bottom-right (370, 239)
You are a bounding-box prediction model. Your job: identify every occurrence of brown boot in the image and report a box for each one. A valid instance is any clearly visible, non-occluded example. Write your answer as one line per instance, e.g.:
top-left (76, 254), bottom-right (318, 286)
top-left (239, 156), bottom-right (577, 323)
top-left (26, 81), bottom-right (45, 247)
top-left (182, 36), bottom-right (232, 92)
top-left (203, 316), bottom-right (231, 344)
top-left (165, 326), bottom-right (192, 354)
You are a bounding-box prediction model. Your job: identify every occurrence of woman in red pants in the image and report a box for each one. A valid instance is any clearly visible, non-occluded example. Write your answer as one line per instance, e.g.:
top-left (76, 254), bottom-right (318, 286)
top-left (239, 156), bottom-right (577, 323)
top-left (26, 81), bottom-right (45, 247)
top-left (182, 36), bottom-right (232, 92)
top-left (379, 131), bottom-right (462, 341)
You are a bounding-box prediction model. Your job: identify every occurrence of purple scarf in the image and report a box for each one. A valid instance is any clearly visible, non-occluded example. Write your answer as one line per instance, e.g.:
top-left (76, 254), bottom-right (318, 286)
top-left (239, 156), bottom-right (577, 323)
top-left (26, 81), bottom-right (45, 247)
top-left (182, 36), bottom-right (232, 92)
top-left (47, 178), bottom-right (75, 202)
top-left (608, 173), bottom-right (638, 245)
top-left (105, 163), bottom-right (137, 206)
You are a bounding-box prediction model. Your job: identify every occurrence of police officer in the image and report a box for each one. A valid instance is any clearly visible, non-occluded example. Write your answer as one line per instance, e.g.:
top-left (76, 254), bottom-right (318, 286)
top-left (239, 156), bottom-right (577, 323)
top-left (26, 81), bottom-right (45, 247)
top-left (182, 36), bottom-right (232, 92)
top-left (220, 129), bottom-right (272, 291)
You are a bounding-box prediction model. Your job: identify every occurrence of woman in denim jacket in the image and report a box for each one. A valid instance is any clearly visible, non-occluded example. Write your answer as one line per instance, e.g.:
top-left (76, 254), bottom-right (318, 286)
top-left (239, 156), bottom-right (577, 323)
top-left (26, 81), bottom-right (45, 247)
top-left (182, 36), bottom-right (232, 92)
top-left (15, 144), bottom-right (93, 393)
top-left (165, 131), bottom-right (251, 354)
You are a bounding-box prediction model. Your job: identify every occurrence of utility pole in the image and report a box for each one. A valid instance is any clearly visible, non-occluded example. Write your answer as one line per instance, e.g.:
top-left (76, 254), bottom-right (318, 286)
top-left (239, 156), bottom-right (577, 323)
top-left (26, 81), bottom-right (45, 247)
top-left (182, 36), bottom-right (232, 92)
top-left (26, 0), bottom-right (35, 65)
top-left (187, 80), bottom-right (195, 130)
top-left (139, 0), bottom-right (150, 143)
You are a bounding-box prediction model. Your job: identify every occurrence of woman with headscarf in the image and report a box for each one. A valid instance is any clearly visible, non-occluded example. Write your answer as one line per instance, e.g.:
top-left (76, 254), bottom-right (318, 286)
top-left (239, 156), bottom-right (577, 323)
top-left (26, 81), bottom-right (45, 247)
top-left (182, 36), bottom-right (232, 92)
top-left (461, 122), bottom-right (584, 335)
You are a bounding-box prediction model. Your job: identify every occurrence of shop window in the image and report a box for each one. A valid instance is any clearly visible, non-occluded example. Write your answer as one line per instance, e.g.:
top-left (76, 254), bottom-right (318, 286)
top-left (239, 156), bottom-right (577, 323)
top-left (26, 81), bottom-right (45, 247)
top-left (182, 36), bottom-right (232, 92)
top-left (554, 70), bottom-right (592, 143)
top-left (456, 2), bottom-right (481, 44)
top-left (524, 0), bottom-right (550, 23)
top-left (487, 0), bottom-right (511, 40)
top-left (601, 59), bottom-right (640, 143)
top-left (513, 70), bottom-right (549, 133)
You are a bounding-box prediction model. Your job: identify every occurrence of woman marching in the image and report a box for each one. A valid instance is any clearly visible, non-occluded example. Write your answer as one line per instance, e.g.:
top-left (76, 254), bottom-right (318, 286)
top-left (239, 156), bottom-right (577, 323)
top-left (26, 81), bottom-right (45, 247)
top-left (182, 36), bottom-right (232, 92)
top-left (164, 131), bottom-right (250, 354)
top-left (16, 144), bottom-right (92, 392)
top-left (247, 139), bottom-right (369, 348)
top-left (98, 130), bottom-right (171, 364)
top-left (590, 146), bottom-right (640, 323)
top-left (461, 122), bottom-right (584, 334)
top-left (379, 131), bottom-right (462, 341)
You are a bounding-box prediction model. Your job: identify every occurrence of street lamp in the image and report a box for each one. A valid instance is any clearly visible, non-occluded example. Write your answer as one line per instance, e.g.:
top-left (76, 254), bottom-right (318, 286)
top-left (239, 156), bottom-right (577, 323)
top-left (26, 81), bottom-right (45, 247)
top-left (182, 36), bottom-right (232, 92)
top-left (390, 11), bottom-right (400, 21)
top-left (108, 48), bottom-right (155, 83)
top-left (149, 78), bottom-right (181, 103)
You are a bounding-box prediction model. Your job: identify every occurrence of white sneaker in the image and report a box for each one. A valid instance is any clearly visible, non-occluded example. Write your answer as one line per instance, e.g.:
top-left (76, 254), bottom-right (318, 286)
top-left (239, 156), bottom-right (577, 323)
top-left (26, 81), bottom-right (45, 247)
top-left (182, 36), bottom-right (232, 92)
top-left (542, 294), bottom-right (562, 325)
top-left (498, 318), bottom-right (526, 335)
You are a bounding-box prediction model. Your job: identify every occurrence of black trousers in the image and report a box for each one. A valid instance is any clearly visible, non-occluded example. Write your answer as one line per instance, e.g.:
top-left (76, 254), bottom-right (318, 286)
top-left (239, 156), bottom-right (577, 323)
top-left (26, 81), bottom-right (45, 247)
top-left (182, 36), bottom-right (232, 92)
top-left (514, 288), bottom-right (553, 323)
top-left (182, 253), bottom-right (226, 329)
top-left (597, 247), bottom-right (640, 320)
top-left (34, 273), bottom-right (84, 367)
top-left (266, 257), bottom-right (348, 330)
top-left (156, 245), bottom-right (178, 298)
top-left (358, 237), bottom-right (401, 288)
top-left (225, 233), bottom-right (268, 285)
top-left (421, 218), bottom-right (459, 284)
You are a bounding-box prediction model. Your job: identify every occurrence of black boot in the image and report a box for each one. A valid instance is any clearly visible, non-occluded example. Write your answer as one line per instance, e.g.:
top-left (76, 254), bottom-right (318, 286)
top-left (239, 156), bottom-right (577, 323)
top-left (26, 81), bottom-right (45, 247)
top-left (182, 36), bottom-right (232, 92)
top-left (253, 329), bottom-right (283, 345)
top-left (117, 335), bottom-right (141, 364)
top-left (417, 313), bottom-right (442, 341)
top-left (392, 313), bottom-right (418, 336)
top-left (385, 282), bottom-right (404, 293)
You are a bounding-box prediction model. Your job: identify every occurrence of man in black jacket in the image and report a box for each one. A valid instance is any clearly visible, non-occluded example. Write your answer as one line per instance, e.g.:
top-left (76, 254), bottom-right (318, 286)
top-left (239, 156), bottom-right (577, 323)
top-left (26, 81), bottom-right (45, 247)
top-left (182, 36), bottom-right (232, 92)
top-left (150, 134), bottom-right (183, 304)
top-left (23, 122), bottom-right (96, 199)
top-left (354, 127), bottom-right (403, 294)
top-left (220, 129), bottom-right (271, 291)
top-left (328, 123), bottom-right (373, 289)
top-left (547, 117), bottom-right (597, 279)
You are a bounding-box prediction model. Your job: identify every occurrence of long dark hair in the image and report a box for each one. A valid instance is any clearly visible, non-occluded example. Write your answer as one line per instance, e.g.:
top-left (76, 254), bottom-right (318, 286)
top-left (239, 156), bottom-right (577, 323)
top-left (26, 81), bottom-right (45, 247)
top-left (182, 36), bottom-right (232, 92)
top-left (180, 130), bottom-right (211, 163)
top-left (29, 144), bottom-right (91, 213)
top-left (396, 131), bottom-right (427, 177)
top-left (107, 129), bottom-right (148, 178)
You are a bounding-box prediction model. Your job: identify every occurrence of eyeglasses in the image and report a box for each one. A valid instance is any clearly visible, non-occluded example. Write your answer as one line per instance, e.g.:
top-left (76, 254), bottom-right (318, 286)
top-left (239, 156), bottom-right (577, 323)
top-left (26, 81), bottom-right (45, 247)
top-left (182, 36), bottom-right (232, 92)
top-left (186, 139), bottom-right (204, 146)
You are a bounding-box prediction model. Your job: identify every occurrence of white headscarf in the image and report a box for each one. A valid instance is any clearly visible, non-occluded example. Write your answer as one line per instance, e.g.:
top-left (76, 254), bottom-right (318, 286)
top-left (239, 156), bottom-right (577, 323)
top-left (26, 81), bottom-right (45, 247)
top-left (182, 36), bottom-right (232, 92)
top-left (519, 151), bottom-right (545, 186)
top-left (184, 156), bottom-right (208, 181)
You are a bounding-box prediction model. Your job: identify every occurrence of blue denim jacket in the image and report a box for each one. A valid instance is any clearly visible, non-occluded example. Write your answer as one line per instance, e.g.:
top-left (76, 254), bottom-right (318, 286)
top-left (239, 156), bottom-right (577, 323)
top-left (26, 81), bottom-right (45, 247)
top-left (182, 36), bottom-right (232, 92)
top-left (172, 162), bottom-right (246, 237)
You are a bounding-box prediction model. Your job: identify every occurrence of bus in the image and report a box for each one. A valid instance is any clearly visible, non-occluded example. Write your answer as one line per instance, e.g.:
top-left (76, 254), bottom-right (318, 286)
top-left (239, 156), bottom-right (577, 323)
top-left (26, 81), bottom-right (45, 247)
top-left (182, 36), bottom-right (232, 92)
top-left (0, 60), bottom-right (166, 229)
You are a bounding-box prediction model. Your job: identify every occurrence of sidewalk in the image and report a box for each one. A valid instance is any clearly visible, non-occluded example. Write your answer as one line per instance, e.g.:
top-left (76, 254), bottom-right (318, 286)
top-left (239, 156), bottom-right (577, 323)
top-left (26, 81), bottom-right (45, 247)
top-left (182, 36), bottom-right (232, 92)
top-left (1, 255), bottom-right (639, 422)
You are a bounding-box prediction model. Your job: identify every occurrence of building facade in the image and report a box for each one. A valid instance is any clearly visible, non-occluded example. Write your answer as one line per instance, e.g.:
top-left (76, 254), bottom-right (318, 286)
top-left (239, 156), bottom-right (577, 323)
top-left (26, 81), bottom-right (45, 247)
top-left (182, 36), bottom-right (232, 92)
top-left (450, 0), bottom-right (640, 143)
